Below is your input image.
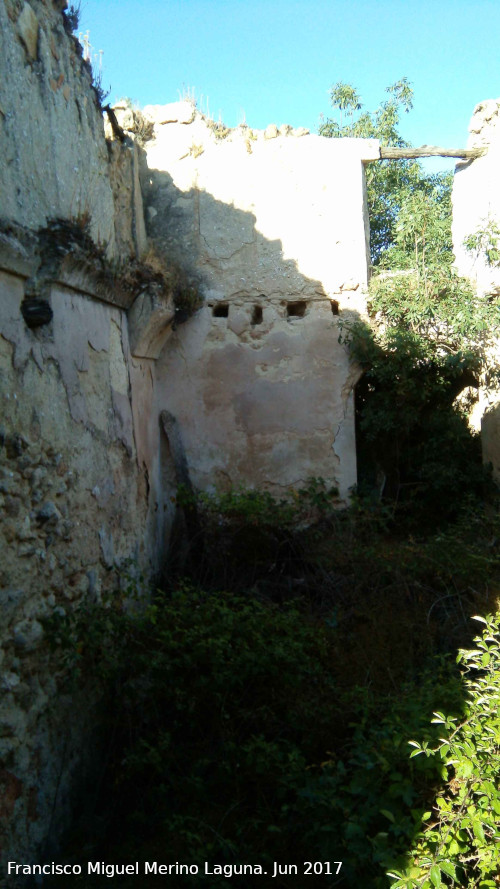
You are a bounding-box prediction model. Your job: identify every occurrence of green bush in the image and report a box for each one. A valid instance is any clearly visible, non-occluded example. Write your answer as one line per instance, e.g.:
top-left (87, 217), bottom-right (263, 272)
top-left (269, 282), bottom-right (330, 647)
top-left (296, 664), bottom-right (464, 887)
top-left (49, 582), bottom-right (466, 888)
top-left (174, 478), bottom-right (340, 592)
top-left (61, 586), bottom-right (344, 885)
top-left (341, 320), bottom-right (488, 528)
top-left (389, 612), bottom-right (500, 888)
top-left (45, 491), bottom-right (500, 889)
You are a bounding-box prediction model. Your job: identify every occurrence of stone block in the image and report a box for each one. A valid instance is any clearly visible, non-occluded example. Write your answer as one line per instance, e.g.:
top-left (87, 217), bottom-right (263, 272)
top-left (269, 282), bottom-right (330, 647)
top-left (228, 309), bottom-right (249, 336)
top-left (264, 124), bottom-right (278, 140)
top-left (17, 2), bottom-right (38, 60)
top-left (143, 101), bottom-right (195, 125)
top-left (13, 619), bottom-right (43, 651)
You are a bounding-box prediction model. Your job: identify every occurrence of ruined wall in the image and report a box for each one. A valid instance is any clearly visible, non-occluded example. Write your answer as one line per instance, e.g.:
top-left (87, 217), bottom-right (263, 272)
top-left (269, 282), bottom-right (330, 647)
top-left (0, 0), bottom-right (115, 248)
top-left (0, 260), bottom-right (152, 863)
top-left (0, 0), bottom-right (146, 258)
top-left (0, 239), bottom-right (168, 872)
top-left (452, 99), bottom-right (500, 477)
top-left (453, 99), bottom-right (500, 292)
top-left (0, 1), bottom-right (166, 866)
top-left (0, 1), bottom-right (379, 867)
top-left (138, 104), bottom-right (377, 500)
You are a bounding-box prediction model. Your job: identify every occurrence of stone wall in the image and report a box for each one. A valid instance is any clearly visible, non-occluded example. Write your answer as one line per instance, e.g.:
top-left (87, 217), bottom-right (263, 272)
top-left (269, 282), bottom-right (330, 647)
top-left (452, 99), bottom-right (500, 478)
top-left (0, 215), bottom-right (177, 863)
top-left (0, 0), bottom-right (146, 259)
top-left (138, 105), bottom-right (378, 500)
top-left (0, 260), bottom-right (151, 863)
top-left (0, 0), bottom-right (165, 867)
top-left (0, 0), bottom-right (379, 869)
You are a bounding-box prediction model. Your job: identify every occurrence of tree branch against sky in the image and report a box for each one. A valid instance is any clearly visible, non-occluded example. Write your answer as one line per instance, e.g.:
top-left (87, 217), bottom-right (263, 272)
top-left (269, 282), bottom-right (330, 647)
top-left (320, 78), bottom-right (447, 262)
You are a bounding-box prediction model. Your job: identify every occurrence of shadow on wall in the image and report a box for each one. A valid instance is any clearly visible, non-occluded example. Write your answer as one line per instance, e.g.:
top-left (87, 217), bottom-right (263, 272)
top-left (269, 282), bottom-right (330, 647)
top-left (133, 146), bottom-right (365, 501)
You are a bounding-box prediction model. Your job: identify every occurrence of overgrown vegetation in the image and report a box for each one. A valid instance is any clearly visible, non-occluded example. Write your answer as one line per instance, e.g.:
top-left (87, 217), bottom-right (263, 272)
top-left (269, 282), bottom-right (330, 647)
top-left (63, 10), bottom-right (111, 109)
top-left (206, 117), bottom-right (231, 140)
top-left (41, 78), bottom-right (500, 888)
top-left (343, 321), bottom-right (486, 526)
top-left (62, 2), bottom-right (81, 35)
top-left (321, 78), bottom-right (500, 523)
top-left (464, 216), bottom-right (500, 268)
top-left (45, 487), bottom-right (500, 888)
top-left (390, 612), bottom-right (500, 888)
top-left (89, 68), bottom-right (111, 109)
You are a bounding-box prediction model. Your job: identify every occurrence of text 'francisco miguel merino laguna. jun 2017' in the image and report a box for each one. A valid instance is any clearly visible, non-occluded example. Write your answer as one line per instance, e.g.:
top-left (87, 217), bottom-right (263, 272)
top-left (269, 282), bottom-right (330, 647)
top-left (7, 860), bottom-right (344, 879)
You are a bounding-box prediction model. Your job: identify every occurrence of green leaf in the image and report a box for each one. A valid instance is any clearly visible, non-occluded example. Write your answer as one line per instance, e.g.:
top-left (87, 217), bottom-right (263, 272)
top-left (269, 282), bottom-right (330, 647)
top-left (380, 808), bottom-right (396, 822)
top-left (440, 860), bottom-right (457, 881)
top-left (457, 759), bottom-right (474, 778)
top-left (472, 818), bottom-right (486, 843)
top-left (430, 864), bottom-right (442, 887)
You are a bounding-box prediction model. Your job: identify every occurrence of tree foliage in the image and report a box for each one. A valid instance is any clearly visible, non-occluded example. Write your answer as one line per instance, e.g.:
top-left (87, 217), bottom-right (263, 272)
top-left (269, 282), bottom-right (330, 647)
top-left (319, 78), bottom-right (450, 263)
top-left (321, 78), bottom-right (499, 518)
top-left (343, 320), bottom-right (484, 525)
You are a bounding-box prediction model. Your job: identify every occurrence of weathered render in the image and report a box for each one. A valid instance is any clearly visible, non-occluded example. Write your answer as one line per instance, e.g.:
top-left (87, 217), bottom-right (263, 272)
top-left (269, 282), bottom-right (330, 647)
top-left (452, 99), bottom-right (500, 478)
top-left (139, 106), bottom-right (377, 499)
top-left (0, 0), bottom-right (387, 870)
top-left (453, 99), bottom-right (500, 294)
top-left (0, 265), bottom-right (152, 861)
top-left (0, 0), bottom-right (166, 866)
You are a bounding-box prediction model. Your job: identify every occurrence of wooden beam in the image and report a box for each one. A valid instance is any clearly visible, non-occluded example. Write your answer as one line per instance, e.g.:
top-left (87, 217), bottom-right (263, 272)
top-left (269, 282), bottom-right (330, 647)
top-left (365, 145), bottom-right (487, 162)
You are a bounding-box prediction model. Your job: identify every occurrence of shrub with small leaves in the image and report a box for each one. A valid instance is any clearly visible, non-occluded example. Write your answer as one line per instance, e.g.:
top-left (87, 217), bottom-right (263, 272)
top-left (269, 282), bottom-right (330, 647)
top-left (464, 218), bottom-right (500, 267)
top-left (389, 613), bottom-right (500, 888)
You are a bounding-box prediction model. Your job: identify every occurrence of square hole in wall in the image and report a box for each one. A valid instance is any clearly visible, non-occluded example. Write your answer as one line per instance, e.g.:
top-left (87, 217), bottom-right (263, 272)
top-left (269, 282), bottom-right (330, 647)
top-left (252, 305), bottom-right (263, 325)
top-left (331, 300), bottom-right (339, 315)
top-left (286, 301), bottom-right (306, 318)
top-left (212, 304), bottom-right (229, 318)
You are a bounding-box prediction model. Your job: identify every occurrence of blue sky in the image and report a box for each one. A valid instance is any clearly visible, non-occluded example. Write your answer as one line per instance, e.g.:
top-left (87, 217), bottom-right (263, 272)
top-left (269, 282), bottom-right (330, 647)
top-left (79, 0), bottom-right (499, 171)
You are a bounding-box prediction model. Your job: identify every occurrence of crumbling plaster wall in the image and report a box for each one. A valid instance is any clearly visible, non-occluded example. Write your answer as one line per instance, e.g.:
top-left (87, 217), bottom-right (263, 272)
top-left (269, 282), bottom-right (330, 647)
top-left (452, 99), bottom-right (500, 478)
top-left (0, 0), bottom-right (146, 258)
top-left (453, 99), bottom-right (500, 293)
top-left (138, 104), bottom-right (378, 500)
top-left (0, 248), bottom-right (172, 867)
top-left (0, 0), bottom-right (165, 867)
top-left (0, 263), bottom-right (154, 864)
top-left (1, 0), bottom-right (379, 865)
